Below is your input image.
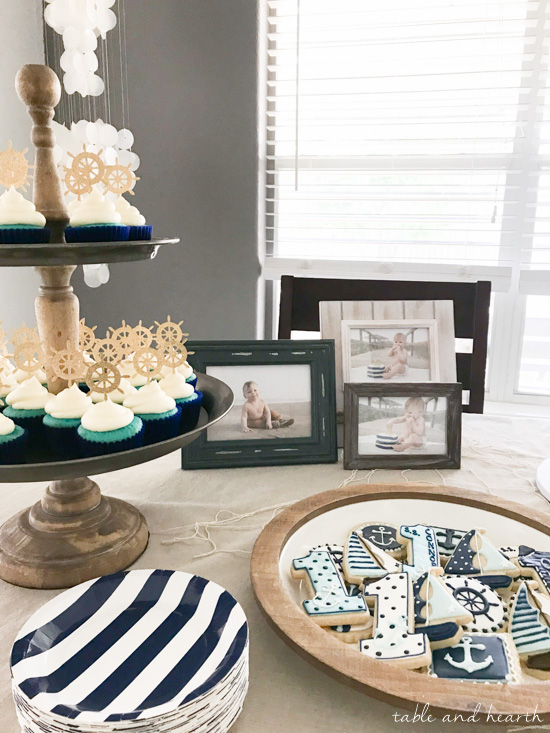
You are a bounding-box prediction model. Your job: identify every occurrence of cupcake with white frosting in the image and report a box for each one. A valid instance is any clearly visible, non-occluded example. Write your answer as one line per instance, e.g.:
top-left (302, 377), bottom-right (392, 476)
top-left (159, 371), bottom-right (203, 432)
top-left (43, 384), bottom-right (92, 459)
top-left (3, 376), bottom-right (52, 440)
top-left (158, 361), bottom-right (197, 389)
top-left (77, 398), bottom-right (144, 457)
top-left (0, 187), bottom-right (49, 243)
top-left (123, 380), bottom-right (181, 444)
top-left (114, 196), bottom-right (152, 241)
top-left (0, 412), bottom-right (27, 464)
top-left (119, 355), bottom-right (148, 388)
top-left (64, 190), bottom-right (130, 243)
top-left (13, 366), bottom-right (47, 385)
top-left (0, 372), bottom-right (18, 411)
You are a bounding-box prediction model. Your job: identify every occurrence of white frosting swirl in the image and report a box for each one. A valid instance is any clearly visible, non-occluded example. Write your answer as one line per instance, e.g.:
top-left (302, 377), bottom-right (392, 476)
top-left (0, 372), bottom-right (18, 399)
top-left (159, 361), bottom-right (194, 380)
top-left (0, 413), bottom-right (16, 436)
top-left (81, 398), bottom-right (134, 432)
top-left (14, 367), bottom-right (47, 384)
top-left (1, 360), bottom-right (15, 375)
top-left (0, 187), bottom-right (46, 227)
top-left (114, 196), bottom-right (146, 226)
top-left (119, 358), bottom-right (148, 387)
top-left (45, 384), bottom-right (92, 419)
top-left (123, 381), bottom-right (176, 414)
top-left (5, 376), bottom-right (51, 410)
top-left (90, 378), bottom-right (137, 404)
top-left (159, 372), bottom-right (195, 400)
top-left (69, 190), bottom-right (123, 226)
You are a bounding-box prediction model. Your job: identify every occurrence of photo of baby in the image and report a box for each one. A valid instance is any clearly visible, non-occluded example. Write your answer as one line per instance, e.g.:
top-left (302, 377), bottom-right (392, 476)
top-left (206, 364), bottom-right (312, 442)
top-left (357, 394), bottom-right (447, 456)
top-left (346, 325), bottom-right (434, 383)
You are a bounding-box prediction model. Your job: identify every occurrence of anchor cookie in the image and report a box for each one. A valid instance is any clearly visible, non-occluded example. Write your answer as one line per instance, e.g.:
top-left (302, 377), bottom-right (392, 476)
top-left (429, 633), bottom-right (519, 683)
top-left (360, 573), bottom-right (431, 669)
top-left (291, 549), bottom-right (370, 626)
top-left (353, 522), bottom-right (406, 559)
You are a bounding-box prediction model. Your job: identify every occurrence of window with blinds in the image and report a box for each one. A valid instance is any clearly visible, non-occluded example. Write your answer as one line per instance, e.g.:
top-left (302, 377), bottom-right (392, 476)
top-left (265, 0), bottom-right (550, 402)
top-left (265, 0), bottom-right (550, 291)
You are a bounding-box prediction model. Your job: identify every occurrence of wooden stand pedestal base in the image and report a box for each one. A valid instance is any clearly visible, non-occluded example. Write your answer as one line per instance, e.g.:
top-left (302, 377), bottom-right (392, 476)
top-left (0, 478), bottom-right (149, 589)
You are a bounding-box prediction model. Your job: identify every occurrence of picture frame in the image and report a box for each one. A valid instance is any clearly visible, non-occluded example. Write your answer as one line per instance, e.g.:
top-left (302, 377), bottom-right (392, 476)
top-left (320, 300), bottom-right (457, 416)
top-left (182, 340), bottom-right (338, 469)
top-left (344, 382), bottom-right (462, 470)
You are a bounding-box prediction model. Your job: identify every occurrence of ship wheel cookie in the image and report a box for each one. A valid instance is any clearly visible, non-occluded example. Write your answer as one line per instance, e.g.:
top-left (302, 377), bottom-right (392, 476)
top-left (443, 576), bottom-right (507, 633)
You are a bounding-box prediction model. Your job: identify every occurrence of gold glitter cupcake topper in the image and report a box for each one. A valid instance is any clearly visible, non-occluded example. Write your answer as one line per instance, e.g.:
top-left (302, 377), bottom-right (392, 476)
top-left (50, 341), bottom-right (86, 387)
top-left (85, 359), bottom-right (122, 400)
top-left (12, 342), bottom-right (45, 379)
top-left (64, 145), bottom-right (139, 199)
top-left (0, 142), bottom-right (33, 191)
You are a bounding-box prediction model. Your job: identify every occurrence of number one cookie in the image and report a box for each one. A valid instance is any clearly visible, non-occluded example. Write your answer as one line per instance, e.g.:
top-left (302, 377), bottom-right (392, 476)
top-left (292, 550), bottom-right (369, 626)
top-left (360, 573), bottom-right (431, 668)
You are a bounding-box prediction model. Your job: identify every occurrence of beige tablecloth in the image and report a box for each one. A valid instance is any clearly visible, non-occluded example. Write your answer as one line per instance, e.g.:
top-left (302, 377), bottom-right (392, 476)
top-left (1, 414), bottom-right (549, 733)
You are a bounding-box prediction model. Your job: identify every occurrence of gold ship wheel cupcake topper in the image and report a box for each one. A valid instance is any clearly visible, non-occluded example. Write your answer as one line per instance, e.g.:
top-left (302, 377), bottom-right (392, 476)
top-left (12, 342), bottom-right (45, 380)
top-left (132, 324), bottom-right (163, 383)
top-left (0, 141), bottom-right (33, 191)
top-left (91, 336), bottom-right (123, 366)
top-left (85, 358), bottom-right (122, 401)
top-left (11, 323), bottom-right (40, 347)
top-left (50, 341), bottom-right (86, 387)
top-left (64, 144), bottom-right (105, 200)
top-left (155, 316), bottom-right (185, 346)
top-left (104, 159), bottom-right (139, 197)
top-left (110, 320), bottom-right (138, 358)
top-left (79, 319), bottom-right (97, 353)
top-left (132, 320), bottom-right (153, 349)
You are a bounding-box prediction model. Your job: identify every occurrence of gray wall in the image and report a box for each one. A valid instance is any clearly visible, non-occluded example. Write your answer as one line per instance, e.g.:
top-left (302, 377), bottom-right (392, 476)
top-left (0, 0), bottom-right (44, 330)
top-left (75, 0), bottom-right (262, 340)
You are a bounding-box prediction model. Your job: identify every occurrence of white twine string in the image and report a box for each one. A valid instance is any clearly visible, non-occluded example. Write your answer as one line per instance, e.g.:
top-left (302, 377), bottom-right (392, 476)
top-left (154, 501), bottom-right (297, 559)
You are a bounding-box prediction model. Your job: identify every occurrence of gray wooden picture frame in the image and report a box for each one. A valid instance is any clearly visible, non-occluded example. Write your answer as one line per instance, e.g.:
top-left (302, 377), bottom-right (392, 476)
top-left (182, 340), bottom-right (338, 469)
top-left (344, 382), bottom-right (462, 470)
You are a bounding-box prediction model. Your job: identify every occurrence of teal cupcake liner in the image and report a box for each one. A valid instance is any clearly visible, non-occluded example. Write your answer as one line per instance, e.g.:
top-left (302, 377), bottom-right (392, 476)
top-left (136, 406), bottom-right (182, 445)
top-left (128, 224), bottom-right (152, 241)
top-left (64, 225), bottom-right (130, 243)
top-left (43, 415), bottom-right (81, 460)
top-left (77, 416), bottom-right (144, 457)
top-left (0, 226), bottom-right (50, 244)
top-left (0, 424), bottom-right (27, 464)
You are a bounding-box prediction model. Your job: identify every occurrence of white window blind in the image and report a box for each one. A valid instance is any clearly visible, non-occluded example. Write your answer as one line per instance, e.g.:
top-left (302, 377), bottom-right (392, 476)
top-left (264, 0), bottom-right (550, 294)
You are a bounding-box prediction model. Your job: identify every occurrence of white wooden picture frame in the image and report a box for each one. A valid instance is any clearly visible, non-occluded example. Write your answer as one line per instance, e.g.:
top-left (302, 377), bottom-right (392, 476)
top-left (320, 300), bottom-right (457, 417)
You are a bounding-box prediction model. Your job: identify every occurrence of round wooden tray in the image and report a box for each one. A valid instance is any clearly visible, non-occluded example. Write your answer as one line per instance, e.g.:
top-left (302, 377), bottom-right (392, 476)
top-left (0, 237), bottom-right (179, 267)
top-left (251, 483), bottom-right (550, 720)
top-left (0, 373), bottom-right (233, 482)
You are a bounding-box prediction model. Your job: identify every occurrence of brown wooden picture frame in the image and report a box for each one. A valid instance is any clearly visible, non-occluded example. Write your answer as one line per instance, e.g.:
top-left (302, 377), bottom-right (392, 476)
top-left (344, 383), bottom-right (462, 470)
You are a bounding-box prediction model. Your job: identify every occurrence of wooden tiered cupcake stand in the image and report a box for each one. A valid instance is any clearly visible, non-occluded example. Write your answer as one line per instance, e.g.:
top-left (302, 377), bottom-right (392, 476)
top-left (0, 65), bottom-right (233, 589)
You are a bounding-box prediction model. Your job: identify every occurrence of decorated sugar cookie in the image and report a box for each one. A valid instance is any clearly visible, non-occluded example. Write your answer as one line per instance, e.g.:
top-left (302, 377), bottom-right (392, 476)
top-left (398, 524), bottom-right (440, 581)
top-left (342, 531), bottom-right (401, 588)
top-left (360, 573), bottom-right (431, 669)
top-left (428, 633), bottom-right (519, 683)
top-left (311, 542), bottom-right (361, 595)
top-left (444, 529), bottom-right (519, 587)
top-left (291, 550), bottom-right (369, 626)
top-left (431, 526), bottom-right (466, 562)
top-left (509, 581), bottom-right (550, 677)
top-left (443, 576), bottom-right (507, 634)
top-left (413, 570), bottom-right (473, 649)
top-left (353, 522), bottom-right (406, 559)
top-left (517, 546), bottom-right (550, 596)
top-left (326, 618), bottom-right (373, 644)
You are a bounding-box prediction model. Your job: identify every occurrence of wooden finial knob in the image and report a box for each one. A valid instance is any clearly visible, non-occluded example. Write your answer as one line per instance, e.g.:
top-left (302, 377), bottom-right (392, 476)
top-left (16, 64), bottom-right (61, 109)
top-left (14, 64), bottom-right (68, 241)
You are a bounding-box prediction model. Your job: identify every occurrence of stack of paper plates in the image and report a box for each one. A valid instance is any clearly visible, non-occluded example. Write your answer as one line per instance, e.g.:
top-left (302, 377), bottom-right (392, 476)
top-left (11, 569), bottom-right (249, 733)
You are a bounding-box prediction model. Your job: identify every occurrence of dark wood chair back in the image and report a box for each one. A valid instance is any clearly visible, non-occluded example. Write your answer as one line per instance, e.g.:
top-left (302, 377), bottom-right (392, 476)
top-left (278, 276), bottom-right (491, 413)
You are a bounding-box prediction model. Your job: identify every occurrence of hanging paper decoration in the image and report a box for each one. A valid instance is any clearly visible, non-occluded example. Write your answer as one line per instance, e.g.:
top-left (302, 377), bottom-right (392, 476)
top-left (44, 0), bottom-right (118, 97)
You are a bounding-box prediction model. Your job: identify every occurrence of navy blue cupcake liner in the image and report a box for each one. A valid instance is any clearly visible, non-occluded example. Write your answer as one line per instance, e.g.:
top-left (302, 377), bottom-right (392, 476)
top-left (179, 391), bottom-right (203, 433)
top-left (64, 225), bottom-right (130, 243)
top-left (43, 423), bottom-right (81, 461)
top-left (186, 374), bottom-right (198, 389)
top-left (0, 227), bottom-right (50, 244)
top-left (138, 406), bottom-right (182, 445)
top-left (3, 409), bottom-right (45, 445)
top-left (128, 224), bottom-right (152, 241)
top-left (0, 431), bottom-right (27, 465)
top-left (78, 422), bottom-right (144, 458)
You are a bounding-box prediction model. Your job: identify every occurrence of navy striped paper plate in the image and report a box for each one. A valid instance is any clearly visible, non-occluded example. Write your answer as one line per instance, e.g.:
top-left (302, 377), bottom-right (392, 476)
top-left (11, 569), bottom-right (248, 725)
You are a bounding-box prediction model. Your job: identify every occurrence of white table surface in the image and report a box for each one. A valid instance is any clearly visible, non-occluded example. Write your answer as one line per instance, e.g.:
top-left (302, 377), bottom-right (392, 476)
top-left (1, 413), bottom-right (549, 733)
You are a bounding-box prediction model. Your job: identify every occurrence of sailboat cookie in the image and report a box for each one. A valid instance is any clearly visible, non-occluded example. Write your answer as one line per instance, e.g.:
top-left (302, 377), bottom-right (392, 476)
top-left (291, 549), bottom-right (370, 626)
top-left (517, 546), bottom-right (550, 597)
top-left (444, 528), bottom-right (519, 588)
top-left (509, 581), bottom-right (550, 678)
top-left (342, 530), bottom-right (401, 588)
top-left (413, 570), bottom-right (473, 649)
